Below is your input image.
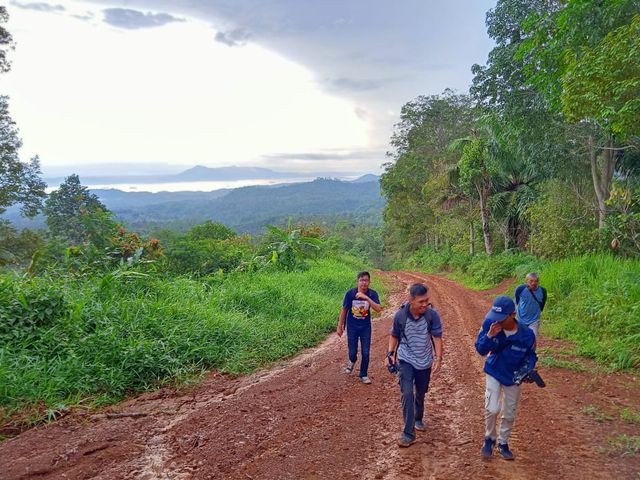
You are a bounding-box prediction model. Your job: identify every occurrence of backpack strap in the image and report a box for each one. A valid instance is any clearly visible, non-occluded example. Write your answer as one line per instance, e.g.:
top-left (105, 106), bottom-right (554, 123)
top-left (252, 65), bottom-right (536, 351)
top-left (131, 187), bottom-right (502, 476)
top-left (395, 303), bottom-right (435, 353)
top-left (528, 288), bottom-right (545, 311)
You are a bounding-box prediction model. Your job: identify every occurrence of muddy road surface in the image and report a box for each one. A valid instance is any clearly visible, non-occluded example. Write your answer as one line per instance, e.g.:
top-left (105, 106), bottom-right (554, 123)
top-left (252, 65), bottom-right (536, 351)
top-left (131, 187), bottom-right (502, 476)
top-left (1, 272), bottom-right (639, 479)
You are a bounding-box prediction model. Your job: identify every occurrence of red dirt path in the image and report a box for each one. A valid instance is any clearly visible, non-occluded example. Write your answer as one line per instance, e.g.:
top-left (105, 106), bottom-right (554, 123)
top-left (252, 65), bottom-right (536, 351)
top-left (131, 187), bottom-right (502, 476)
top-left (1, 272), bottom-right (639, 479)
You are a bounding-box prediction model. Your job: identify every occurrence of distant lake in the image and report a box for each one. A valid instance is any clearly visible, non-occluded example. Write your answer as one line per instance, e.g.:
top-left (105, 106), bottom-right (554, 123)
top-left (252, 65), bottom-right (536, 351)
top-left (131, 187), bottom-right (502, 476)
top-left (85, 177), bottom-right (319, 193)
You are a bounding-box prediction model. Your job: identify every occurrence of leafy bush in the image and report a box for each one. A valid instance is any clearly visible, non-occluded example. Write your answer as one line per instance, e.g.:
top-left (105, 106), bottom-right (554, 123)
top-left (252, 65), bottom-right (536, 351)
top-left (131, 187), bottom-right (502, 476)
top-left (163, 237), bottom-right (249, 275)
top-left (0, 276), bottom-right (67, 340)
top-left (526, 179), bottom-right (600, 259)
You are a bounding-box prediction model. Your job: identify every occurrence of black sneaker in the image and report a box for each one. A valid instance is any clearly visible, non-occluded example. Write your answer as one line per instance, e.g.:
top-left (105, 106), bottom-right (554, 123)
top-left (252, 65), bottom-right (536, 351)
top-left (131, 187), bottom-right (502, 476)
top-left (481, 437), bottom-right (494, 459)
top-left (414, 420), bottom-right (426, 431)
top-left (498, 443), bottom-right (515, 460)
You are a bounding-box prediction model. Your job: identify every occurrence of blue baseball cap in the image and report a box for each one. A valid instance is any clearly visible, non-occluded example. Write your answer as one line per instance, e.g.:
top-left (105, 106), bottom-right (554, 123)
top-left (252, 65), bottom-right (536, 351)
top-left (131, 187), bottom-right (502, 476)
top-left (486, 295), bottom-right (515, 322)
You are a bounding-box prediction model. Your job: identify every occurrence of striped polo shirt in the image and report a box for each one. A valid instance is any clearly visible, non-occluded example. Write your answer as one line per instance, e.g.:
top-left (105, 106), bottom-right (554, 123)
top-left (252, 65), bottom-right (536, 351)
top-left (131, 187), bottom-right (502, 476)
top-left (393, 306), bottom-right (443, 370)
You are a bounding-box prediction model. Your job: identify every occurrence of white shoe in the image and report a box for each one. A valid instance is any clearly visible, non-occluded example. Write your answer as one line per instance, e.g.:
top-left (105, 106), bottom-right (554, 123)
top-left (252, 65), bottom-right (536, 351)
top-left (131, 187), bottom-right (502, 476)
top-left (344, 361), bottom-right (354, 374)
top-left (361, 376), bottom-right (372, 384)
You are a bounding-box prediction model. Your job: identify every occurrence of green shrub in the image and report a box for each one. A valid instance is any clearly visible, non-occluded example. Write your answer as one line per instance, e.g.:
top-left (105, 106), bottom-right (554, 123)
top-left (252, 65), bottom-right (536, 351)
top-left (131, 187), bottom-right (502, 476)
top-left (0, 276), bottom-right (68, 340)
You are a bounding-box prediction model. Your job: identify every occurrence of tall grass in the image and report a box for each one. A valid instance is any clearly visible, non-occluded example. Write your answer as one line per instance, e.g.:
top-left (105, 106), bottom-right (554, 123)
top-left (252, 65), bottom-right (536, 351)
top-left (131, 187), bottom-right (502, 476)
top-left (0, 256), bottom-right (381, 423)
top-left (540, 255), bottom-right (640, 369)
top-left (405, 247), bottom-right (544, 289)
top-left (405, 248), bottom-right (639, 370)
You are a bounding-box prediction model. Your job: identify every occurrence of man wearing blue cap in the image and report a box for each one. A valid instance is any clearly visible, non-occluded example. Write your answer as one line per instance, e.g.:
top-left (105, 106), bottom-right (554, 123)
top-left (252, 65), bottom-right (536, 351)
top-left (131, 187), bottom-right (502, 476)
top-left (475, 295), bottom-right (537, 461)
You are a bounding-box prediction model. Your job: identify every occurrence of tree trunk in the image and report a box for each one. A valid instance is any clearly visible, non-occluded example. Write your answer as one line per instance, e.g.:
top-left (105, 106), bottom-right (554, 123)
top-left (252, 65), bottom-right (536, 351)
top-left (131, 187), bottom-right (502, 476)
top-left (478, 185), bottom-right (493, 255)
top-left (469, 201), bottom-right (475, 256)
top-left (469, 222), bottom-right (475, 256)
top-left (589, 135), bottom-right (616, 229)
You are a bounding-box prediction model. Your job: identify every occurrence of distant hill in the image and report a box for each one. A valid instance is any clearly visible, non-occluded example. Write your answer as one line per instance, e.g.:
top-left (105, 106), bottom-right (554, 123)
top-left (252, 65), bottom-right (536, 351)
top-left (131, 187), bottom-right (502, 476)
top-left (350, 174), bottom-right (380, 183)
top-left (43, 165), bottom-right (303, 187)
top-left (92, 189), bottom-right (231, 210)
top-left (3, 178), bottom-right (384, 234)
top-left (172, 165), bottom-right (301, 181)
top-left (116, 177), bottom-right (384, 233)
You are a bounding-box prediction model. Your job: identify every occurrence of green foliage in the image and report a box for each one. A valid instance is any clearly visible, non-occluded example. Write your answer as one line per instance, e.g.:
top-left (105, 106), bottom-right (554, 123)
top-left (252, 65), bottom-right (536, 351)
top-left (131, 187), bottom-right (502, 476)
top-left (0, 97), bottom-right (47, 218)
top-left (0, 6), bottom-right (14, 73)
top-left (526, 179), bottom-right (600, 258)
top-left (0, 276), bottom-right (67, 340)
top-left (327, 221), bottom-right (387, 269)
top-left (541, 255), bottom-right (640, 369)
top-left (381, 90), bottom-right (475, 256)
top-left (605, 180), bottom-right (640, 256)
top-left (0, 221), bottom-right (42, 268)
top-left (187, 220), bottom-right (237, 241)
top-left (518, 0), bottom-right (638, 113)
top-left (44, 174), bottom-right (113, 245)
top-left (260, 221), bottom-right (323, 271)
top-left (459, 138), bottom-right (491, 196)
top-left (0, 258), bottom-right (373, 422)
top-left (160, 221), bottom-right (246, 275)
top-left (562, 15), bottom-right (640, 139)
top-left (164, 236), bottom-right (248, 275)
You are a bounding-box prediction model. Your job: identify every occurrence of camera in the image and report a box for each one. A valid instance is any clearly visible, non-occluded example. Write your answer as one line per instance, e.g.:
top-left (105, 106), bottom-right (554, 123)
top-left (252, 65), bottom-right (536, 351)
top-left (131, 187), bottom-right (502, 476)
top-left (513, 366), bottom-right (546, 387)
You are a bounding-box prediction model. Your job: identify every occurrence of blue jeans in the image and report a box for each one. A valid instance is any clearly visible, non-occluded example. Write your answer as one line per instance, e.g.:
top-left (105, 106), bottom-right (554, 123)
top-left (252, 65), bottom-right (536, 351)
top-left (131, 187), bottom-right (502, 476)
top-left (398, 360), bottom-right (431, 439)
top-left (346, 319), bottom-right (371, 377)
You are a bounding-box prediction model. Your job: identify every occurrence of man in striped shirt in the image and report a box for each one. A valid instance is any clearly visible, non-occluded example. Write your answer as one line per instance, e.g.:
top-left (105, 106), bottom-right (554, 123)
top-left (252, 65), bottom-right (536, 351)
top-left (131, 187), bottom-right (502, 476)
top-left (386, 283), bottom-right (443, 448)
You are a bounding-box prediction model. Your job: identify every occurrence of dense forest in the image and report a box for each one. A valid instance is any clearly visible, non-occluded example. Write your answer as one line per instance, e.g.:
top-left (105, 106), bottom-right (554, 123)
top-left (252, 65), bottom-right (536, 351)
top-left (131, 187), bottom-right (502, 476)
top-left (381, 0), bottom-right (639, 260)
top-left (0, 0), bottom-right (639, 433)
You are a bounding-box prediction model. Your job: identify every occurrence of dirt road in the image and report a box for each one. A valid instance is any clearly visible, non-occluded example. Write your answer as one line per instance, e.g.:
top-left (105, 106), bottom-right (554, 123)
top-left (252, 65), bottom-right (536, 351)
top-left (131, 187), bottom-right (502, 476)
top-left (1, 272), bottom-right (639, 479)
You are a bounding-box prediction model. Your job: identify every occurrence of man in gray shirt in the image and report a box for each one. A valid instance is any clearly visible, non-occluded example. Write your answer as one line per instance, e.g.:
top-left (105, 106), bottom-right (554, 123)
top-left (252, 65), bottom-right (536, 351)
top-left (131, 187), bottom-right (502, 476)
top-left (386, 283), bottom-right (443, 447)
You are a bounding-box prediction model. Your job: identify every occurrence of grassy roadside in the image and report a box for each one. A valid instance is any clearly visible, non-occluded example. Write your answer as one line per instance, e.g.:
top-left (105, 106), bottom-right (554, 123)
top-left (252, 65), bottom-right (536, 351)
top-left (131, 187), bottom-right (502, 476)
top-left (0, 256), bottom-right (385, 431)
top-left (403, 249), bottom-right (640, 370)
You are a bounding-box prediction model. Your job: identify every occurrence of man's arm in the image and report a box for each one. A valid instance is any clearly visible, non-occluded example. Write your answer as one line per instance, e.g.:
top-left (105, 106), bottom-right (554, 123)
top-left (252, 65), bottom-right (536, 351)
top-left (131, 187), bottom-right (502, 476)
top-left (525, 336), bottom-right (538, 371)
top-left (540, 287), bottom-right (547, 312)
top-left (337, 307), bottom-right (347, 337)
top-left (514, 284), bottom-right (524, 305)
top-left (431, 335), bottom-right (443, 375)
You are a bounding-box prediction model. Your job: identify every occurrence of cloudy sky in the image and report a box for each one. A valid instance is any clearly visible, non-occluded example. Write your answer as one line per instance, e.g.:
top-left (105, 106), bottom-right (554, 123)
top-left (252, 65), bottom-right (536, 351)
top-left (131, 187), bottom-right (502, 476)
top-left (4, 0), bottom-right (495, 176)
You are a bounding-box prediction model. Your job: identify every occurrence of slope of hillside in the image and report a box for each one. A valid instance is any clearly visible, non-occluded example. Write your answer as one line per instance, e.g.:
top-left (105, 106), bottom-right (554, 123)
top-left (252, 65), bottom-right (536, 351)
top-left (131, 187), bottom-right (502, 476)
top-left (112, 178), bottom-right (384, 233)
top-left (2, 178), bottom-right (384, 233)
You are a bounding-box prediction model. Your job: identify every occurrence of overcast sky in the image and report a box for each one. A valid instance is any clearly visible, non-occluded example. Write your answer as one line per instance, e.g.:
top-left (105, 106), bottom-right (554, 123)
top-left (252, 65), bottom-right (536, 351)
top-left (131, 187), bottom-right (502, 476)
top-left (4, 0), bottom-right (495, 176)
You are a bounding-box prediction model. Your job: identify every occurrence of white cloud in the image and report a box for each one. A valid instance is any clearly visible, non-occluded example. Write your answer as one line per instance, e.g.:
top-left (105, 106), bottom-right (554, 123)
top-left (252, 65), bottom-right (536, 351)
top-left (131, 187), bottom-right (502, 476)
top-left (4, 1), bottom-right (371, 172)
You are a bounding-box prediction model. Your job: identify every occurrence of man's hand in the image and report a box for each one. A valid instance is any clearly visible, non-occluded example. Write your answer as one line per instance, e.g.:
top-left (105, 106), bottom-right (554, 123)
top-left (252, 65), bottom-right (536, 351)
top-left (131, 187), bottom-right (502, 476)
top-left (487, 322), bottom-right (503, 338)
top-left (355, 291), bottom-right (368, 300)
top-left (337, 323), bottom-right (344, 337)
top-left (431, 357), bottom-right (441, 377)
top-left (384, 351), bottom-right (394, 367)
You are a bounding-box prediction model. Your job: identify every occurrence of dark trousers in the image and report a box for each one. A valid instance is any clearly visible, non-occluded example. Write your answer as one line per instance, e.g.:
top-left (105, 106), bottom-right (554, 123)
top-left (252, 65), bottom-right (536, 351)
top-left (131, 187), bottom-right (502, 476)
top-left (346, 320), bottom-right (371, 377)
top-left (398, 360), bottom-right (432, 439)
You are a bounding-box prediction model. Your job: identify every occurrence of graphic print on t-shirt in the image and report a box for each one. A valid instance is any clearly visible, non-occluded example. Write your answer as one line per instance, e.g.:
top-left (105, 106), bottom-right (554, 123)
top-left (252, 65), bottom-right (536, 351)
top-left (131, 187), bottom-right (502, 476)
top-left (351, 300), bottom-right (369, 319)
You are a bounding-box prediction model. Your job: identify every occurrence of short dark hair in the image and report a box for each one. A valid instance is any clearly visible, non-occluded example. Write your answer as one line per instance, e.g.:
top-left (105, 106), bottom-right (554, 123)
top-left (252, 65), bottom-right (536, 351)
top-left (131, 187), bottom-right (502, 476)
top-left (409, 283), bottom-right (428, 297)
top-left (357, 271), bottom-right (370, 280)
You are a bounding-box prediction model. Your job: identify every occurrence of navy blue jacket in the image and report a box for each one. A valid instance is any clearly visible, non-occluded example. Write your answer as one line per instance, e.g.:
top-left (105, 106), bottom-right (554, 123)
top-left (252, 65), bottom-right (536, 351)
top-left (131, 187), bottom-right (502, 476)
top-left (475, 318), bottom-right (537, 386)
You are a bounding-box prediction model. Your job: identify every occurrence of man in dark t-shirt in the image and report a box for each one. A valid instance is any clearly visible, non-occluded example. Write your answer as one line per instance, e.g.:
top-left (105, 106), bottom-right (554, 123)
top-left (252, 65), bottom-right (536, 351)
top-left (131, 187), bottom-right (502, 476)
top-left (337, 271), bottom-right (381, 384)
